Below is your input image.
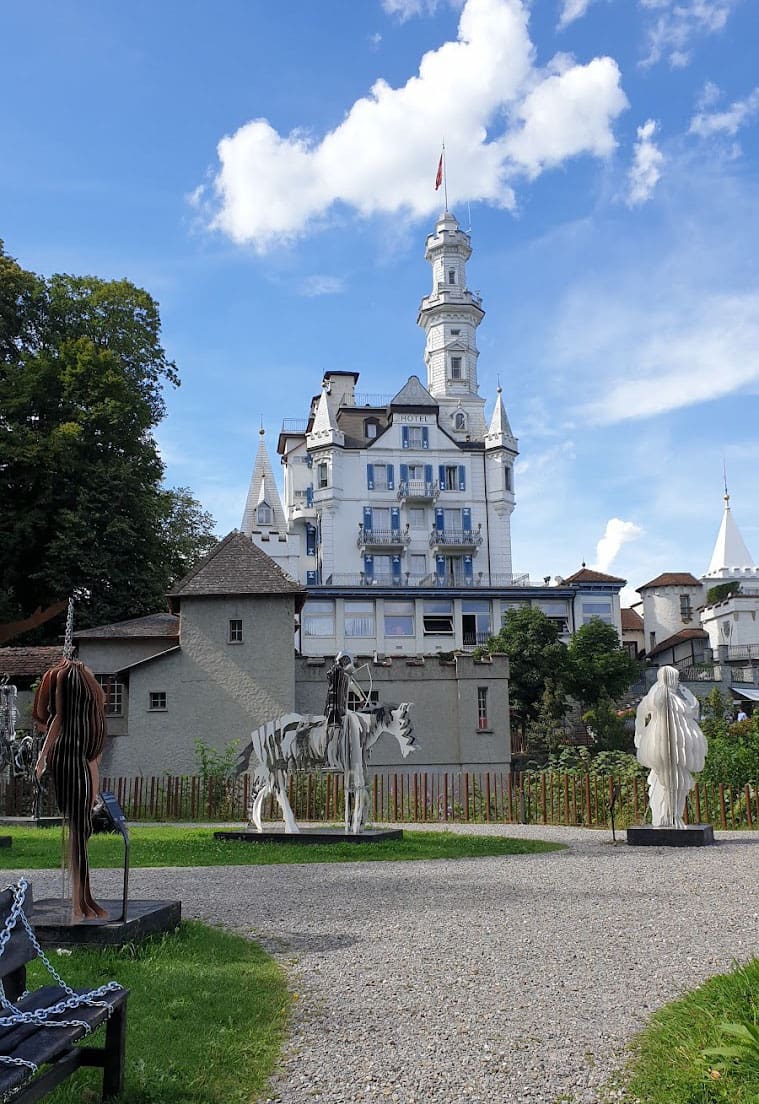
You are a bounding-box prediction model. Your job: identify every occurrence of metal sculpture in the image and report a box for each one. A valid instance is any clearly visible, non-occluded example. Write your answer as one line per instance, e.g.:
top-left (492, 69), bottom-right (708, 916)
top-left (634, 665), bottom-right (707, 828)
top-left (236, 656), bottom-right (415, 834)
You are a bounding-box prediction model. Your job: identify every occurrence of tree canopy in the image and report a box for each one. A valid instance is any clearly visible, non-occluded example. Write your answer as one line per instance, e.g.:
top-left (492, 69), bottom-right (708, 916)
top-left (563, 618), bottom-right (639, 710)
top-left (0, 242), bottom-right (216, 632)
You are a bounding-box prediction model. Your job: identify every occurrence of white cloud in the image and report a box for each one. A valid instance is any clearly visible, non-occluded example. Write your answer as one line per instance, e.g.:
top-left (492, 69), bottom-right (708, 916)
top-left (203, 0), bottom-right (627, 252)
top-left (594, 518), bottom-right (643, 573)
top-left (639, 0), bottom-right (739, 68)
top-left (627, 118), bottom-right (663, 205)
top-left (297, 275), bottom-right (346, 297)
top-left (557, 0), bottom-right (592, 29)
top-left (690, 86), bottom-right (759, 137)
top-left (381, 0), bottom-right (446, 19)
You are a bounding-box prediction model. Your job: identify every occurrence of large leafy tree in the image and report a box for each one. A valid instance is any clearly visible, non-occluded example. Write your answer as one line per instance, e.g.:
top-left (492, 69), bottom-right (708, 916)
top-left (563, 618), bottom-right (638, 710)
top-left (0, 243), bottom-right (215, 631)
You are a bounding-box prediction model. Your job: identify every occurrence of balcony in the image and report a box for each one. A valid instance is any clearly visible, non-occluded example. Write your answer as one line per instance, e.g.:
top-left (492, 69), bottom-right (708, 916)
top-left (356, 525), bottom-right (411, 551)
top-left (429, 526), bottom-right (483, 551)
top-left (462, 630), bottom-right (491, 648)
top-left (313, 571), bottom-right (532, 588)
top-left (397, 479), bottom-right (439, 502)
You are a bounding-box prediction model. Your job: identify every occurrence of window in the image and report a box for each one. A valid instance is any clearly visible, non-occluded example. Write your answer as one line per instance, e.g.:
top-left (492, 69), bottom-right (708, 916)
top-left (477, 687), bottom-right (489, 730)
top-left (228, 619), bottom-right (243, 643)
top-left (504, 466), bottom-right (512, 492)
top-left (448, 269), bottom-right (456, 285)
top-left (407, 426), bottom-right (424, 449)
top-left (450, 357), bottom-right (462, 380)
top-left (373, 464), bottom-right (389, 491)
top-left (444, 507), bottom-right (461, 530)
top-left (680, 594), bottom-right (693, 622)
top-left (344, 601), bottom-right (376, 638)
top-left (462, 600), bottom-right (491, 645)
top-left (454, 412), bottom-right (466, 431)
top-left (371, 507), bottom-right (390, 532)
top-left (256, 502), bottom-right (273, 525)
top-left (384, 601), bottom-right (415, 637)
top-left (149, 692), bottom-right (167, 712)
top-left (423, 600), bottom-right (454, 634)
top-left (409, 507), bottom-right (426, 529)
top-left (443, 466), bottom-right (458, 491)
top-left (649, 631), bottom-right (656, 651)
top-left (410, 553), bottom-right (426, 577)
top-left (317, 462), bottom-right (328, 489)
top-left (534, 600), bottom-right (569, 634)
top-left (373, 554), bottom-right (392, 580)
top-left (582, 601), bottom-right (613, 625)
top-left (348, 688), bottom-right (379, 710)
top-left (302, 600), bottom-right (335, 637)
top-left (365, 418), bottom-right (379, 439)
top-left (96, 676), bottom-right (123, 717)
top-left (450, 328), bottom-right (461, 336)
top-left (407, 463), bottom-right (424, 481)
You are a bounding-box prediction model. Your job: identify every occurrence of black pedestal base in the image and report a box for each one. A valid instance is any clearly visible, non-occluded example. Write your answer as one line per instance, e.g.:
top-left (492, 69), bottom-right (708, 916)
top-left (627, 824), bottom-right (715, 847)
top-left (0, 837), bottom-right (11, 848)
top-left (32, 899), bottom-right (181, 948)
top-left (215, 827), bottom-right (404, 845)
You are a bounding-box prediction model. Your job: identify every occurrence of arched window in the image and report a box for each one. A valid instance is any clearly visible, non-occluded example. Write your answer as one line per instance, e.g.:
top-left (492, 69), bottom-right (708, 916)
top-left (454, 412), bottom-right (466, 431)
top-left (364, 418), bottom-right (379, 440)
top-left (257, 501), bottom-right (273, 525)
top-left (448, 269), bottom-right (456, 285)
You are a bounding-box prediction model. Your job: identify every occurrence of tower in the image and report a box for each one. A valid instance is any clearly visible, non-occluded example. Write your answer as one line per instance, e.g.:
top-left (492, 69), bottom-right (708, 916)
top-left (484, 385), bottom-right (519, 580)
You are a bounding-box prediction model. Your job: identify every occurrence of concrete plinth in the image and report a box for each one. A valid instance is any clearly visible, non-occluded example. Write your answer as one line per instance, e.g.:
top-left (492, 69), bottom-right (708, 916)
top-left (32, 899), bottom-right (181, 948)
top-left (215, 827), bottom-right (404, 845)
top-left (627, 824), bottom-right (715, 847)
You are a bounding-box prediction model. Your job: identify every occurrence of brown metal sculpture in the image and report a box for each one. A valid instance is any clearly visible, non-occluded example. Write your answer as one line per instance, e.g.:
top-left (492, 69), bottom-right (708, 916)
top-left (32, 656), bottom-right (107, 919)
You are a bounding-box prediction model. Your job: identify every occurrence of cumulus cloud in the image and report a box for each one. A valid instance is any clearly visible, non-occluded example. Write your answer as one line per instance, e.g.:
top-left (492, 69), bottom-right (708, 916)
top-left (639, 0), bottom-right (739, 68)
top-left (594, 518), bottom-right (643, 573)
top-left (557, 0), bottom-right (593, 29)
top-left (202, 0), bottom-right (627, 252)
top-left (627, 118), bottom-right (663, 205)
top-left (690, 86), bottom-right (759, 137)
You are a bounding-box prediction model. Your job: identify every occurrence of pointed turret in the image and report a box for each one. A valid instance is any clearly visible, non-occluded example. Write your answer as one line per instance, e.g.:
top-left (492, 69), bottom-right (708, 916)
top-left (706, 493), bottom-right (755, 576)
top-left (306, 384), bottom-right (344, 448)
top-left (485, 385), bottom-right (517, 450)
top-left (241, 428), bottom-right (287, 537)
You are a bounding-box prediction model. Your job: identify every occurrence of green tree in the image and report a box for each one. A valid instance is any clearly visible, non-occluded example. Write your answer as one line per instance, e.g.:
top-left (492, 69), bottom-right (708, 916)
top-left (563, 618), bottom-right (638, 711)
top-left (0, 244), bottom-right (215, 631)
top-left (484, 607), bottom-right (568, 745)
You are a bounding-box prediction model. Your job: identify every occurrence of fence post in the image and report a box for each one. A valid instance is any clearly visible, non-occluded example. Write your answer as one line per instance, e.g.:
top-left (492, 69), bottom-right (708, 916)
top-left (745, 785), bottom-right (753, 830)
top-left (694, 781), bottom-right (701, 825)
top-left (718, 784), bottom-right (727, 829)
top-left (584, 775), bottom-right (592, 826)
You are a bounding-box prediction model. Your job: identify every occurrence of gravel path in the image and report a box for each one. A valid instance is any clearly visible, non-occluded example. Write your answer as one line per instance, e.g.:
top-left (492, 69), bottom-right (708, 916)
top-left (4, 825), bottom-right (758, 1104)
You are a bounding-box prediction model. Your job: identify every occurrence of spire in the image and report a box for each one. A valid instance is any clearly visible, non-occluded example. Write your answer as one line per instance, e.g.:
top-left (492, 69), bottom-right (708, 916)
top-left (706, 492), bottom-right (754, 575)
top-left (241, 428), bottom-right (287, 536)
top-left (306, 384), bottom-right (344, 447)
top-left (485, 385), bottom-right (517, 451)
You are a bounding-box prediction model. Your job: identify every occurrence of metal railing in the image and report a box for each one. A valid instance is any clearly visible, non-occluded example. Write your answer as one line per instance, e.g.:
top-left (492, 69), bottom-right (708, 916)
top-left (429, 527), bottom-right (484, 547)
top-left (398, 480), bottom-right (439, 501)
top-left (281, 418), bottom-right (309, 434)
top-left (316, 572), bottom-right (533, 588)
top-left (727, 645), bottom-right (759, 660)
top-left (356, 527), bottom-right (411, 548)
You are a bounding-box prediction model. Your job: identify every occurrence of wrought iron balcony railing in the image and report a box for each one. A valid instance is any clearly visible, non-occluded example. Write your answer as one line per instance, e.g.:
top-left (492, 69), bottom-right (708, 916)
top-left (397, 480), bottom-right (439, 502)
top-left (356, 526), bottom-right (411, 549)
top-left (429, 526), bottom-right (484, 549)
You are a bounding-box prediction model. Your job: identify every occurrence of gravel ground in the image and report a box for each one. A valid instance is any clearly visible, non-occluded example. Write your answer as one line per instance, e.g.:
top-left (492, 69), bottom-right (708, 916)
top-left (4, 825), bottom-right (758, 1104)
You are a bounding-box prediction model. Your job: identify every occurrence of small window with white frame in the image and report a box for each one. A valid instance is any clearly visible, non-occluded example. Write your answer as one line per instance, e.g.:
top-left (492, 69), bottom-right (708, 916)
top-left (408, 507), bottom-right (426, 529)
top-left (344, 600), bottom-right (376, 638)
top-left (373, 464), bottom-right (389, 491)
top-left (302, 600), bottom-right (335, 637)
top-left (256, 501), bottom-right (273, 525)
top-left (96, 675), bottom-right (123, 717)
top-left (454, 411), bottom-right (466, 431)
top-left (423, 600), bottom-right (454, 634)
top-left (148, 691), bottom-right (167, 712)
top-left (317, 461), bottom-right (328, 489)
top-left (410, 553), bottom-right (426, 577)
top-left (406, 425), bottom-right (424, 449)
top-left (448, 268), bottom-right (456, 285)
top-left (477, 687), bottom-right (489, 730)
top-left (228, 619), bottom-right (243, 644)
top-left (504, 466), bottom-right (512, 492)
top-left (450, 356), bottom-right (463, 380)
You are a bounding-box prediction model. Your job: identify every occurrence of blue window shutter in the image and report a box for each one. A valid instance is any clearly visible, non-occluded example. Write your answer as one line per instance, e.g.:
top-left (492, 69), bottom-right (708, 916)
top-left (464, 555), bottom-right (473, 583)
top-left (459, 465), bottom-right (466, 491)
top-left (391, 506), bottom-right (401, 535)
top-left (306, 569), bottom-right (317, 585)
top-left (306, 455), bottom-right (313, 469)
top-left (422, 427), bottom-right (429, 449)
top-left (387, 464), bottom-right (394, 490)
top-left (402, 426), bottom-right (409, 449)
top-left (363, 506), bottom-right (373, 532)
top-left (438, 465), bottom-right (446, 490)
top-left (367, 464), bottom-right (374, 490)
top-left (306, 484), bottom-right (314, 507)
top-left (400, 463), bottom-right (408, 484)
top-left (435, 506), bottom-right (445, 532)
top-left (436, 554), bottom-right (446, 581)
top-left (364, 554), bottom-right (374, 581)
top-left (306, 524), bottom-right (316, 557)
top-left (392, 555), bottom-right (402, 584)
top-left (462, 507), bottom-right (472, 534)
top-left (424, 464), bottom-right (433, 485)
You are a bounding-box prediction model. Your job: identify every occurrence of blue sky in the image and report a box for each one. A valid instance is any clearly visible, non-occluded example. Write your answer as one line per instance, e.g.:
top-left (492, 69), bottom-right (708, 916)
top-left (2, 0), bottom-right (758, 604)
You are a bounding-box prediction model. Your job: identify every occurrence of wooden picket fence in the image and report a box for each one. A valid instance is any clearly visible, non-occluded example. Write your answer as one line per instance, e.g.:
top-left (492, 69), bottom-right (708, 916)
top-left (1, 771), bottom-right (756, 830)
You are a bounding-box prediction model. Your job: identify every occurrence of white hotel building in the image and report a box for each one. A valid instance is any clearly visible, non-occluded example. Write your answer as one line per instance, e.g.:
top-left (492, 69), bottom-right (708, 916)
top-left (242, 210), bottom-right (624, 659)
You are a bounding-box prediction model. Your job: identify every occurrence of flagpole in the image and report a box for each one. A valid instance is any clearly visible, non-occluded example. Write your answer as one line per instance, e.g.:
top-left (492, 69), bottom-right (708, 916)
top-left (442, 140), bottom-right (448, 212)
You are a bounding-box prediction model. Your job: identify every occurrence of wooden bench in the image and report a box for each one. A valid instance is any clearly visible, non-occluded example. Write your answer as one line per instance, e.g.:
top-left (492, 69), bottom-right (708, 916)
top-left (0, 882), bottom-right (128, 1103)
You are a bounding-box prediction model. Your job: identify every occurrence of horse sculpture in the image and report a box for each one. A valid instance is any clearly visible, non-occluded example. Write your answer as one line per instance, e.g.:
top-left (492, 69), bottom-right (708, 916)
top-left (236, 702), bottom-right (415, 835)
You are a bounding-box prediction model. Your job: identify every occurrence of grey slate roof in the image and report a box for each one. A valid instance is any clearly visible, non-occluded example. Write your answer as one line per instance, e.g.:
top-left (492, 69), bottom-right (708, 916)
top-left (390, 375), bottom-right (438, 408)
top-left (74, 613), bottom-right (180, 640)
top-left (167, 531), bottom-right (305, 604)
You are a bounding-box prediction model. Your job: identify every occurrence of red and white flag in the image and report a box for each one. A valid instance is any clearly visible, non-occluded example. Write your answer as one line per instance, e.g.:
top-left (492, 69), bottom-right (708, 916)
top-left (435, 153), bottom-right (443, 191)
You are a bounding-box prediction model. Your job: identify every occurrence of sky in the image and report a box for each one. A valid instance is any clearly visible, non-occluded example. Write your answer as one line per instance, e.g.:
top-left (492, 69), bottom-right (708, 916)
top-left (2, 0), bottom-right (758, 606)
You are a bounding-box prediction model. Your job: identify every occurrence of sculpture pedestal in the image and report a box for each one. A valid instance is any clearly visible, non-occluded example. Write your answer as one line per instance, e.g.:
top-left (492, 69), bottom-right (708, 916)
top-left (627, 824), bottom-right (714, 847)
top-left (215, 827), bottom-right (403, 845)
top-left (32, 899), bottom-right (181, 948)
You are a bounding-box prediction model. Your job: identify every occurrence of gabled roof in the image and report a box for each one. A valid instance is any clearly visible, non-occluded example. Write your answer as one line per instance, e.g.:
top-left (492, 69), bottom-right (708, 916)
top-left (167, 531), bottom-right (305, 608)
top-left (648, 628), bottom-right (708, 658)
top-left (563, 568), bottom-right (626, 585)
top-left (0, 646), bottom-right (64, 679)
top-left (74, 613), bottom-right (179, 640)
top-left (390, 375), bottom-right (438, 408)
top-left (638, 573), bottom-right (702, 590)
top-left (621, 608), bottom-right (644, 632)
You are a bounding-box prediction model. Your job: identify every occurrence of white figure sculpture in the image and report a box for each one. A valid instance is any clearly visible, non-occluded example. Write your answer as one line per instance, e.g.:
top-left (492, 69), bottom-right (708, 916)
top-left (634, 666), bottom-right (707, 828)
top-left (236, 702), bottom-right (416, 835)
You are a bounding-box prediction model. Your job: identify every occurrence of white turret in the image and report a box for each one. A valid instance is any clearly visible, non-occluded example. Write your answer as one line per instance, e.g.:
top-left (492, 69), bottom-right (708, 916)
top-left (241, 428), bottom-right (287, 537)
top-left (307, 384), bottom-right (344, 448)
top-left (704, 493), bottom-right (757, 580)
top-left (484, 386), bottom-right (518, 582)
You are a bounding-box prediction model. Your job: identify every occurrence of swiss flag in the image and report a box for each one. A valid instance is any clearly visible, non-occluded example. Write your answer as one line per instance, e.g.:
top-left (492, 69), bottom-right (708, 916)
top-left (435, 153), bottom-right (443, 191)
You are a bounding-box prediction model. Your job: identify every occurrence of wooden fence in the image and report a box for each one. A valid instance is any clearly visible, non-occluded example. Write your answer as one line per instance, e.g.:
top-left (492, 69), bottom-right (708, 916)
top-left (1, 771), bottom-right (756, 830)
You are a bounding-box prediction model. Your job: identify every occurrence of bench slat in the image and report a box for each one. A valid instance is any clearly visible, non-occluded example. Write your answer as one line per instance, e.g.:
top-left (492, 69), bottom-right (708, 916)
top-left (0, 886), bottom-right (36, 979)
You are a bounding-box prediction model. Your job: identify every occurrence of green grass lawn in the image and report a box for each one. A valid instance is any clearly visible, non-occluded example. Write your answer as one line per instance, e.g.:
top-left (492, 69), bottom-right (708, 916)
top-left (24, 921), bottom-right (289, 1104)
top-left (621, 958), bottom-right (759, 1104)
top-left (0, 825), bottom-right (564, 869)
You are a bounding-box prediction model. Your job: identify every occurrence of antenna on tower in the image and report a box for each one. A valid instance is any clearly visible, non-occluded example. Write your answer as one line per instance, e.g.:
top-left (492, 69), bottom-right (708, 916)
top-left (466, 200), bottom-right (472, 234)
top-left (723, 454), bottom-right (728, 497)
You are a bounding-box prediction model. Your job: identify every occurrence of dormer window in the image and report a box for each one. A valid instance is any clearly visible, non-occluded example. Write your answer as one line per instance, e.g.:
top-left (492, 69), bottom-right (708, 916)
top-left (257, 501), bottom-right (273, 525)
top-left (454, 412), bottom-right (466, 431)
top-left (450, 356), bottom-right (463, 380)
top-left (365, 418), bottom-right (379, 440)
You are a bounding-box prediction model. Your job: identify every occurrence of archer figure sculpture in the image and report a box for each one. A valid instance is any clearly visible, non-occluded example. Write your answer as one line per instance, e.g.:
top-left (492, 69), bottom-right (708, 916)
top-left (634, 665), bottom-right (708, 829)
top-left (33, 604), bottom-right (108, 919)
